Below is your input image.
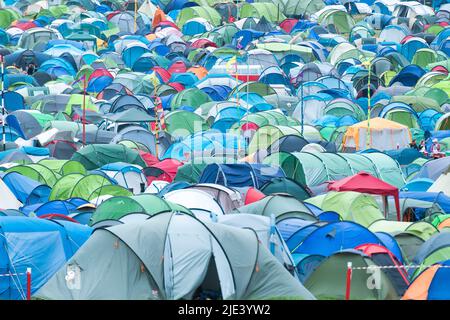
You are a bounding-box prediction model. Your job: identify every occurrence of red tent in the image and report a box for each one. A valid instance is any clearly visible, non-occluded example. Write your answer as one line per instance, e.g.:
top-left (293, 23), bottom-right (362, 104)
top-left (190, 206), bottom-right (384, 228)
top-left (328, 171), bottom-right (401, 221)
top-left (244, 187), bottom-right (266, 205)
top-left (143, 158), bottom-right (183, 184)
top-left (139, 151), bottom-right (159, 167)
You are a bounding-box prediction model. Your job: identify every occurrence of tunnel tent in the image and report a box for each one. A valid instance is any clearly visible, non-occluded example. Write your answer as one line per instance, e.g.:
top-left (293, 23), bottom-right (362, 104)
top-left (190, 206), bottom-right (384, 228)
top-left (263, 151), bottom-right (405, 188)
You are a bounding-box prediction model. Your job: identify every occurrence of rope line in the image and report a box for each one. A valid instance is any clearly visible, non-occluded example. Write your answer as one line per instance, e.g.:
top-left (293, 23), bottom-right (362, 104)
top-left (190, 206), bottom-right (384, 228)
top-left (350, 265), bottom-right (450, 270)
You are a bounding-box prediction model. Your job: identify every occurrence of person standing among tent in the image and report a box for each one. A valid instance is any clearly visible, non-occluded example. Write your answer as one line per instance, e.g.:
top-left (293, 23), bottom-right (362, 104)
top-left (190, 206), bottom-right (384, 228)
top-left (431, 138), bottom-right (443, 159)
top-left (409, 139), bottom-right (419, 151)
top-left (26, 63), bottom-right (36, 75)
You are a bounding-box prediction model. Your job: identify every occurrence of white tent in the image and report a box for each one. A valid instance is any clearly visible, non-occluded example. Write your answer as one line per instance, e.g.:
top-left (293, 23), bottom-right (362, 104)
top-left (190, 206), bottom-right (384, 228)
top-left (0, 179), bottom-right (22, 210)
top-left (428, 172), bottom-right (450, 196)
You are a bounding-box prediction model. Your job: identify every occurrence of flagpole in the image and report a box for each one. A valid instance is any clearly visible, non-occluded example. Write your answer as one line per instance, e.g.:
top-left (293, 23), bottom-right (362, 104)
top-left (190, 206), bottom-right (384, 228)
top-left (82, 75), bottom-right (87, 146)
top-left (366, 59), bottom-right (371, 149)
top-left (1, 56), bottom-right (5, 151)
top-left (134, 0), bottom-right (138, 34)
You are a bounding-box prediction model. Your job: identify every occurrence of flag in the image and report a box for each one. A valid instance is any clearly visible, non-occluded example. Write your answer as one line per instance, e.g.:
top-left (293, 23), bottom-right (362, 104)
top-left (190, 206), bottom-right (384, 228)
top-left (72, 74), bottom-right (87, 88)
top-left (149, 72), bottom-right (160, 89)
top-left (226, 56), bottom-right (237, 73)
top-left (154, 97), bottom-right (166, 131)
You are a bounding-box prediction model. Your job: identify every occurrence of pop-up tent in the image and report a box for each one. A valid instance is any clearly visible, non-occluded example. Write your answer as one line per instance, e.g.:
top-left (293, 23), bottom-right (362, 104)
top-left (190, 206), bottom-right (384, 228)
top-left (328, 172), bottom-right (401, 221)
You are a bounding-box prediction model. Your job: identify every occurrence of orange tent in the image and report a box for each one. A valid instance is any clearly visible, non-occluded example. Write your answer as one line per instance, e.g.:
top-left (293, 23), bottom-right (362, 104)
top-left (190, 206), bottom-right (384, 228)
top-left (187, 66), bottom-right (208, 79)
top-left (152, 7), bottom-right (167, 29)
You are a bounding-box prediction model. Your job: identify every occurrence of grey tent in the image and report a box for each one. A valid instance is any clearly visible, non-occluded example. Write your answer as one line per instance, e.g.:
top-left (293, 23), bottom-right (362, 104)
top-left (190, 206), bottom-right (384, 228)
top-left (34, 212), bottom-right (315, 300)
top-left (104, 109), bottom-right (155, 123)
top-left (110, 125), bottom-right (171, 158)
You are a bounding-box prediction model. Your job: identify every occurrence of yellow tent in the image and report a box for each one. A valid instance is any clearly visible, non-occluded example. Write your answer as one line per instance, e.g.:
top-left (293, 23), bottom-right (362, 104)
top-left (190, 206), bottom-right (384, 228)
top-left (342, 117), bottom-right (412, 151)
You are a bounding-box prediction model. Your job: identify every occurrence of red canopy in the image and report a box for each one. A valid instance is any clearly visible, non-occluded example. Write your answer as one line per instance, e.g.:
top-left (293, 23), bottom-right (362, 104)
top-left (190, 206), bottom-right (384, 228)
top-left (328, 171), bottom-right (401, 221)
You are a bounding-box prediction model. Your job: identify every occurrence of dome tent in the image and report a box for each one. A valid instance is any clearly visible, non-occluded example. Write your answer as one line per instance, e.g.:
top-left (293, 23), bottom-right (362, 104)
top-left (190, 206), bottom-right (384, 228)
top-left (34, 212), bottom-right (315, 300)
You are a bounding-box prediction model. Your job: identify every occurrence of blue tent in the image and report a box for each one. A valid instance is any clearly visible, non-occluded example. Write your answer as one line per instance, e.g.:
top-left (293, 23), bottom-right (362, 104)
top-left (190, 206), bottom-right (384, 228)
top-left (276, 219), bottom-right (316, 242)
top-left (374, 231), bottom-right (404, 263)
top-left (389, 65), bottom-right (426, 87)
top-left (290, 221), bottom-right (381, 256)
top-left (199, 163), bottom-right (285, 188)
top-left (21, 198), bottom-right (89, 217)
top-left (401, 179), bottom-right (434, 192)
top-left (0, 217), bottom-right (91, 299)
top-left (1, 172), bottom-right (51, 205)
top-left (400, 192), bottom-right (450, 214)
top-left (0, 147), bottom-right (50, 162)
top-left (414, 157), bottom-right (450, 181)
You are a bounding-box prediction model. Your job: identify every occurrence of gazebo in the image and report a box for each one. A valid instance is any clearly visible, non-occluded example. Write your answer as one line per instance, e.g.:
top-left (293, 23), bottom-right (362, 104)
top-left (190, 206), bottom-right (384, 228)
top-left (328, 171), bottom-right (401, 221)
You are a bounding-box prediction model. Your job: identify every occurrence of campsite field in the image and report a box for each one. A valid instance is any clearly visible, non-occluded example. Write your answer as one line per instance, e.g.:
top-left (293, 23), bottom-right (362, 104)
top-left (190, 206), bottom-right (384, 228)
top-left (0, 0), bottom-right (449, 301)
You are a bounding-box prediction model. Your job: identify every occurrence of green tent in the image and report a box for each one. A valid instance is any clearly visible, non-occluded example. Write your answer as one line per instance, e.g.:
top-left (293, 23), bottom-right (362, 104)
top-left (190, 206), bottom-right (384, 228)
top-left (165, 110), bottom-right (209, 139)
top-left (90, 194), bottom-right (192, 226)
top-left (49, 174), bottom-right (114, 200)
top-left (306, 191), bottom-right (384, 227)
top-left (264, 152), bottom-right (405, 188)
top-left (305, 251), bottom-right (399, 300)
top-left (176, 6), bottom-right (222, 27)
top-left (233, 194), bottom-right (317, 222)
top-left (6, 164), bottom-right (59, 187)
top-left (38, 159), bottom-right (87, 175)
top-left (318, 9), bottom-right (355, 34)
top-left (260, 177), bottom-right (312, 201)
top-left (170, 88), bottom-right (212, 111)
top-left (71, 144), bottom-right (146, 170)
top-left (239, 2), bottom-right (287, 23)
top-left (35, 212), bottom-right (315, 300)
top-left (253, 0), bottom-right (325, 18)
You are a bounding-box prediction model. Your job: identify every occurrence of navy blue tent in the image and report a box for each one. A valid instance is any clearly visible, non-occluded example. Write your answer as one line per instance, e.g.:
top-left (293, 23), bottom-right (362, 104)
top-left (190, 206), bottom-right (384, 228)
top-left (1, 172), bottom-right (51, 205)
top-left (0, 217), bottom-right (91, 299)
top-left (199, 163), bottom-right (285, 188)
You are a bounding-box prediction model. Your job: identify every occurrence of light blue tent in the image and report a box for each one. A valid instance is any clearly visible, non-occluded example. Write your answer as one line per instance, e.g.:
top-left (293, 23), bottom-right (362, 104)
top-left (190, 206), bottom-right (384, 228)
top-left (0, 217), bottom-right (91, 299)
